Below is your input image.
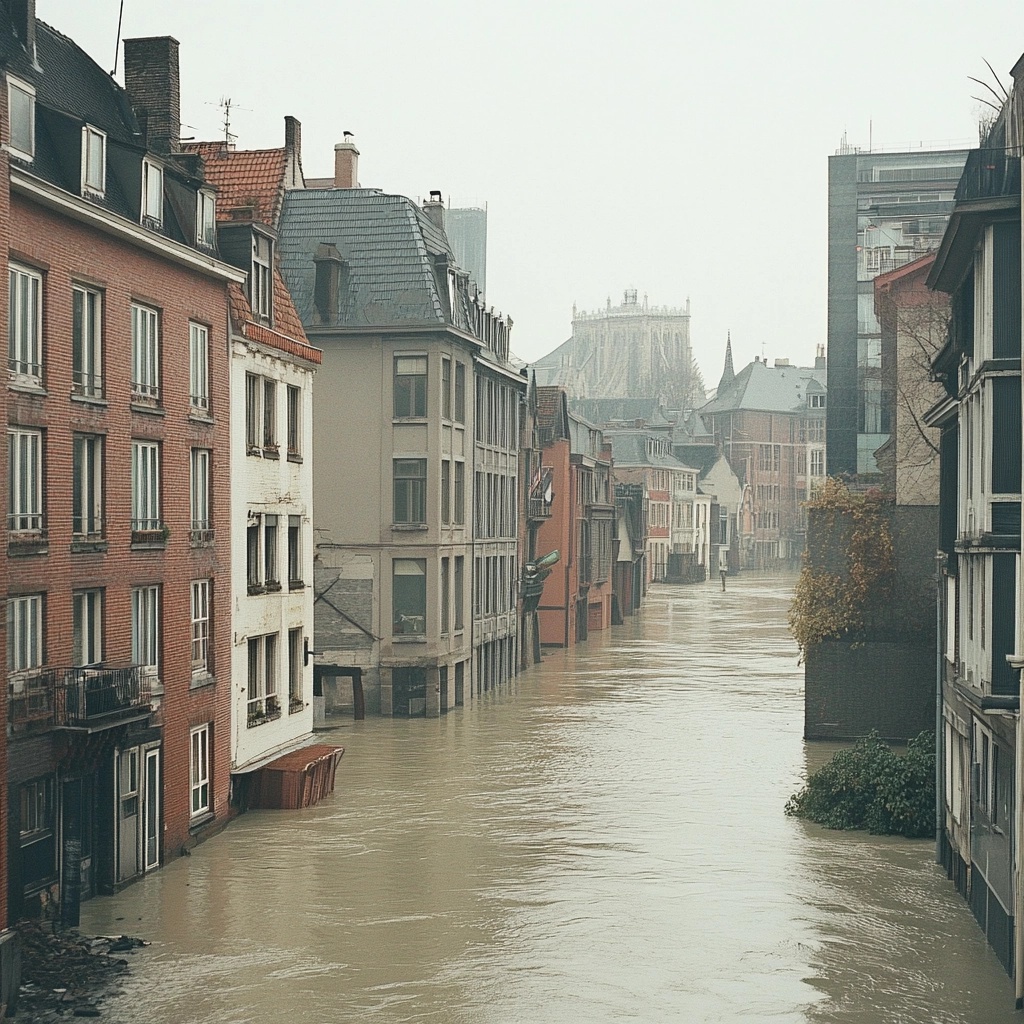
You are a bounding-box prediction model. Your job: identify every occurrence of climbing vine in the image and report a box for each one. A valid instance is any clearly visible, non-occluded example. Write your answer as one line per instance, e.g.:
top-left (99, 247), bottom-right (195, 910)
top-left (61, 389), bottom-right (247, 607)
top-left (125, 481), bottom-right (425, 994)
top-left (788, 478), bottom-right (896, 658)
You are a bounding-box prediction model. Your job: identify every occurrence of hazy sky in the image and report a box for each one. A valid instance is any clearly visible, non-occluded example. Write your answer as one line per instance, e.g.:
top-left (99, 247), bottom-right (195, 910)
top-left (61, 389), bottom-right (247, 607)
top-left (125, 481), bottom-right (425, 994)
top-left (38, 1), bottom-right (1024, 382)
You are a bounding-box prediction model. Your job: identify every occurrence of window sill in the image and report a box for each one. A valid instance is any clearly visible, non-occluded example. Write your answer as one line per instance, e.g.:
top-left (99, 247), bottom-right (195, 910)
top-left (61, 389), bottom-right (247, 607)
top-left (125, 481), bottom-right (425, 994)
top-left (247, 584), bottom-right (266, 596)
top-left (131, 530), bottom-right (167, 550)
top-left (70, 392), bottom-right (107, 407)
top-left (190, 529), bottom-right (215, 548)
top-left (393, 416), bottom-right (429, 424)
top-left (9, 535), bottom-right (48, 557)
top-left (287, 452), bottom-right (303, 464)
top-left (71, 537), bottom-right (108, 554)
top-left (263, 446), bottom-right (280, 460)
top-left (189, 811), bottom-right (215, 834)
top-left (247, 445), bottom-right (263, 457)
top-left (188, 409), bottom-right (213, 424)
top-left (190, 671), bottom-right (215, 691)
top-left (392, 523), bottom-right (428, 531)
top-left (130, 400), bottom-right (164, 416)
top-left (265, 581), bottom-right (283, 593)
top-left (8, 377), bottom-right (46, 395)
top-left (392, 635), bottom-right (428, 644)
top-left (288, 698), bottom-right (305, 715)
top-left (288, 580), bottom-right (305, 591)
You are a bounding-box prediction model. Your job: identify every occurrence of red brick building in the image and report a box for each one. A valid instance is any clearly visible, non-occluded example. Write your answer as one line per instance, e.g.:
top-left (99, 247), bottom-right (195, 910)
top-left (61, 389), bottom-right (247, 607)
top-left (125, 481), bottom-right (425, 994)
top-left (2, 11), bottom-right (242, 923)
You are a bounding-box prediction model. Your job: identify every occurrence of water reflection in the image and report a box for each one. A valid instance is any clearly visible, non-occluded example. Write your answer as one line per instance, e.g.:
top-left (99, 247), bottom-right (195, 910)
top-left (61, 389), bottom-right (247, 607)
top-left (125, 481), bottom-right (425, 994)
top-left (80, 573), bottom-right (1014, 1022)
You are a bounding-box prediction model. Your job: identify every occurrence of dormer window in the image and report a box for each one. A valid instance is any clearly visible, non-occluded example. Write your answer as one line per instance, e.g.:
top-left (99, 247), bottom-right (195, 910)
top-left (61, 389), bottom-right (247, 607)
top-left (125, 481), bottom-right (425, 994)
top-left (808, 394), bottom-right (826, 409)
top-left (7, 76), bottom-right (34, 161)
top-left (197, 190), bottom-right (216, 247)
top-left (251, 232), bottom-right (272, 323)
top-left (142, 159), bottom-right (163, 226)
top-left (82, 126), bottom-right (106, 195)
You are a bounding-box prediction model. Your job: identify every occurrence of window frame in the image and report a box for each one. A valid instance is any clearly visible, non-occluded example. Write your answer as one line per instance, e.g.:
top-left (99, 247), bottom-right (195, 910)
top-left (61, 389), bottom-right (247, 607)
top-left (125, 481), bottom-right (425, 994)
top-left (245, 372), bottom-right (261, 452)
top-left (131, 585), bottom-right (160, 677)
top-left (287, 515), bottom-right (303, 588)
top-left (196, 190), bottom-right (216, 248)
top-left (130, 302), bottom-right (160, 404)
top-left (72, 433), bottom-right (104, 539)
top-left (72, 589), bottom-right (103, 667)
top-left (9, 263), bottom-right (42, 385)
top-left (190, 580), bottom-right (211, 676)
top-left (288, 627), bottom-right (303, 712)
top-left (190, 448), bottom-right (211, 539)
top-left (392, 558), bottom-right (427, 636)
top-left (264, 514), bottom-right (280, 589)
top-left (286, 384), bottom-right (301, 457)
top-left (247, 633), bottom-right (280, 725)
top-left (7, 593), bottom-right (43, 673)
top-left (8, 426), bottom-right (43, 535)
top-left (81, 125), bottom-right (106, 195)
top-left (251, 231), bottom-right (273, 323)
top-left (454, 361), bottom-right (466, 423)
top-left (262, 377), bottom-right (277, 450)
top-left (190, 724), bottom-right (210, 817)
top-left (142, 158), bottom-right (163, 225)
top-left (72, 284), bottom-right (103, 398)
top-left (393, 458), bottom-right (427, 524)
top-left (189, 322), bottom-right (209, 413)
top-left (393, 355), bottom-right (427, 418)
top-left (7, 76), bottom-right (35, 162)
top-left (130, 439), bottom-right (161, 533)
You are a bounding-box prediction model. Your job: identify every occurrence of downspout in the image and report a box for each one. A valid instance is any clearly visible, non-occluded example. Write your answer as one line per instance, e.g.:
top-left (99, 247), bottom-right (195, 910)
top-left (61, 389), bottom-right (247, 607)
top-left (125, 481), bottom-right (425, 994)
top-left (1010, 650), bottom-right (1024, 1009)
top-left (935, 551), bottom-right (944, 865)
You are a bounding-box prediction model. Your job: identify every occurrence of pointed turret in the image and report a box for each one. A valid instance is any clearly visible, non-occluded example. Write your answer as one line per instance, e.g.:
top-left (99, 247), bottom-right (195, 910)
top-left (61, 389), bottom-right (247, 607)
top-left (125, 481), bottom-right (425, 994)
top-left (718, 332), bottom-right (735, 392)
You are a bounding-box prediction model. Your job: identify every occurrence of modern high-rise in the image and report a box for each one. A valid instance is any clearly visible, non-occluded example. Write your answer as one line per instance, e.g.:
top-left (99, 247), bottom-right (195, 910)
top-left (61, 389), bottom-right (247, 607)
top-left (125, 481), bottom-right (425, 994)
top-left (445, 203), bottom-right (487, 297)
top-left (827, 142), bottom-right (967, 477)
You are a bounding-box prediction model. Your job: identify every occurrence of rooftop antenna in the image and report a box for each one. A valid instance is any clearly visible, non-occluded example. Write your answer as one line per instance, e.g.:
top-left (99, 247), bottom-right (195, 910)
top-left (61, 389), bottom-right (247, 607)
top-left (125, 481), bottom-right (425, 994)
top-left (110, 0), bottom-right (125, 76)
top-left (219, 97), bottom-right (237, 146)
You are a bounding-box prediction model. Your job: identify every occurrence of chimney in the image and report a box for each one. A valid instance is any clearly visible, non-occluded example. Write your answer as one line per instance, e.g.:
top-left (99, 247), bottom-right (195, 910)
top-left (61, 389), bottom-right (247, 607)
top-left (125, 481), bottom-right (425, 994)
top-left (284, 116), bottom-right (302, 188)
top-left (422, 190), bottom-right (445, 232)
top-left (9, 0), bottom-right (36, 61)
top-left (774, 358), bottom-right (790, 368)
top-left (334, 133), bottom-right (359, 188)
top-left (815, 343), bottom-right (827, 371)
top-left (123, 36), bottom-right (181, 154)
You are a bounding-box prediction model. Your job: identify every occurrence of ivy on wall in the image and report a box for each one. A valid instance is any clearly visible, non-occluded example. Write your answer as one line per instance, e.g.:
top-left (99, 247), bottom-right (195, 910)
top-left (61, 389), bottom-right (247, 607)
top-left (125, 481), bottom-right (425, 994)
top-left (788, 478), bottom-right (896, 659)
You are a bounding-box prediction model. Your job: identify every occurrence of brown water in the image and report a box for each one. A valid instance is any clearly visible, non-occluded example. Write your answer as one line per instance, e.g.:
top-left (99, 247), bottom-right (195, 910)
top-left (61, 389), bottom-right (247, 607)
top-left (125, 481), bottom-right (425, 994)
top-left (80, 574), bottom-right (1017, 1022)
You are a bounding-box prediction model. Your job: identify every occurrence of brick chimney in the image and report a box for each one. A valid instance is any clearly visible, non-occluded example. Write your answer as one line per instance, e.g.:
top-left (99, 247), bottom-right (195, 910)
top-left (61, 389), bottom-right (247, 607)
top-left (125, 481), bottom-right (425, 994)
top-left (123, 36), bottom-right (181, 154)
top-left (422, 190), bottom-right (445, 232)
top-left (334, 133), bottom-right (359, 188)
top-left (284, 116), bottom-right (303, 188)
top-left (7, 0), bottom-right (36, 60)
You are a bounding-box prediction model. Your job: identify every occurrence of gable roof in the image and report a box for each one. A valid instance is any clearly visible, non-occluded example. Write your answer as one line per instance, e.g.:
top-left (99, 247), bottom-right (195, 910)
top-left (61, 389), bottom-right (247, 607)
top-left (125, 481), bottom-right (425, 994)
top-left (183, 142), bottom-right (289, 226)
top-left (701, 359), bottom-right (826, 415)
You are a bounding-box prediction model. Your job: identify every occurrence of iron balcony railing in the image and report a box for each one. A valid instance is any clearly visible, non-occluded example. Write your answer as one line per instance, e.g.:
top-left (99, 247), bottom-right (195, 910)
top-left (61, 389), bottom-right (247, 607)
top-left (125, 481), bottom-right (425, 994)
top-left (8, 664), bottom-right (152, 730)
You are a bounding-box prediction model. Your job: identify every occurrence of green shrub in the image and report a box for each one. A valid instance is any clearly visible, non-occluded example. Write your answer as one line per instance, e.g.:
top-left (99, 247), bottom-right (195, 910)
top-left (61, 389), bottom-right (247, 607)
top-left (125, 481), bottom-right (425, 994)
top-left (785, 730), bottom-right (935, 838)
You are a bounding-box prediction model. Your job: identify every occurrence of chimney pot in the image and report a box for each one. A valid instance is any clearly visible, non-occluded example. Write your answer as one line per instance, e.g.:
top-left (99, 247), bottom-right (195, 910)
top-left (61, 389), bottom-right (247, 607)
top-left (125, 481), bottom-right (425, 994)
top-left (334, 136), bottom-right (360, 189)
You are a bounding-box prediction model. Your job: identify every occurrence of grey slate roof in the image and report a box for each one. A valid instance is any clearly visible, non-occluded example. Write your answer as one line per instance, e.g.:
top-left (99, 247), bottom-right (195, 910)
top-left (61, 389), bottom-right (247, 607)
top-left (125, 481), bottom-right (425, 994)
top-left (278, 187), bottom-right (460, 330)
top-left (701, 359), bottom-right (826, 415)
top-left (604, 431), bottom-right (696, 472)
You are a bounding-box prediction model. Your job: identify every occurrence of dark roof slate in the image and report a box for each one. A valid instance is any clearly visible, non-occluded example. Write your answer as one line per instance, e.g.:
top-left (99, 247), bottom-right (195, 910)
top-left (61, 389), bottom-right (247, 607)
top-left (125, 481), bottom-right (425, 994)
top-left (701, 359), bottom-right (826, 415)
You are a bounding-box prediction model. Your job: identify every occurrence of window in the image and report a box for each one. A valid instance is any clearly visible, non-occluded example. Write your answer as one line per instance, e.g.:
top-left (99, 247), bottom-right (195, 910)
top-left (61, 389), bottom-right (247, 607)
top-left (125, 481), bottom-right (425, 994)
top-left (196, 191), bottom-right (216, 247)
top-left (252, 232), bottom-right (272, 322)
top-left (190, 580), bottom-right (211, 675)
top-left (131, 441), bottom-right (161, 532)
top-left (9, 263), bottom-right (41, 383)
top-left (288, 515), bottom-right (303, 587)
top-left (8, 427), bottom-right (42, 535)
top-left (82, 126), bottom-right (106, 194)
top-left (454, 362), bottom-right (466, 423)
top-left (394, 459), bottom-right (427, 524)
top-left (264, 514), bottom-right (279, 588)
top-left (190, 448), bottom-right (211, 538)
top-left (454, 556), bottom-right (465, 631)
top-left (20, 778), bottom-right (53, 840)
top-left (442, 357), bottom-right (452, 419)
top-left (454, 462), bottom-right (465, 525)
top-left (7, 594), bottom-right (42, 672)
top-left (441, 460), bottom-right (451, 525)
top-left (72, 589), bottom-right (103, 666)
top-left (142, 159), bottom-right (163, 225)
top-left (810, 449), bottom-right (825, 476)
top-left (247, 518), bottom-right (262, 591)
top-left (247, 633), bottom-right (279, 725)
top-left (72, 285), bottom-right (103, 397)
top-left (245, 373), bottom-right (260, 451)
top-left (189, 323), bottom-right (209, 412)
top-left (7, 77), bottom-right (34, 160)
top-left (72, 434), bottom-right (103, 538)
top-left (132, 586), bottom-right (160, 677)
top-left (393, 559), bottom-right (426, 635)
top-left (288, 627), bottom-right (303, 712)
top-left (190, 724), bottom-right (210, 816)
top-left (287, 385), bottom-right (301, 456)
top-left (809, 394), bottom-right (826, 409)
top-left (394, 355), bottom-right (427, 417)
top-left (131, 303), bottom-right (160, 403)
top-left (263, 378), bottom-right (277, 449)
top-left (441, 557), bottom-right (450, 634)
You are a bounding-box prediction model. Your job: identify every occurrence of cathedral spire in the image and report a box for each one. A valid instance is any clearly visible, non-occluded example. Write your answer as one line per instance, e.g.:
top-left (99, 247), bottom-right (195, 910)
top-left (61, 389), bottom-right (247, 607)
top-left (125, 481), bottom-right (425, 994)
top-left (718, 331), bottom-right (735, 392)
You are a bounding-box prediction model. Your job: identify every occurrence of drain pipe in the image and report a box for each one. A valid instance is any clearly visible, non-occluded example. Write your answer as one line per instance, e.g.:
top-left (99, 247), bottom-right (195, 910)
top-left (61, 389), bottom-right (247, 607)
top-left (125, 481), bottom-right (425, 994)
top-left (934, 551), bottom-right (944, 865)
top-left (1008, 650), bottom-right (1024, 1009)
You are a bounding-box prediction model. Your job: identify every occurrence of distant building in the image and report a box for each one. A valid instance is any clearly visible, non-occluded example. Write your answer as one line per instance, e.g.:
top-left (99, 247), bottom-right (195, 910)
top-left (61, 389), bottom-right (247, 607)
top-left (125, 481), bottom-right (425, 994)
top-left (445, 203), bottom-right (487, 297)
top-left (827, 141), bottom-right (967, 477)
top-left (532, 290), bottom-right (703, 406)
top-left (702, 345), bottom-right (827, 567)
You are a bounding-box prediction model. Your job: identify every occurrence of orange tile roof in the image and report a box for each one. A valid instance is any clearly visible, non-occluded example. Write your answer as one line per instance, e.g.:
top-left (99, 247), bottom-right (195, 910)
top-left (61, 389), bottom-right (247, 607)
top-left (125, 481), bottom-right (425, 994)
top-left (227, 279), bottom-right (322, 365)
top-left (183, 141), bottom-right (289, 226)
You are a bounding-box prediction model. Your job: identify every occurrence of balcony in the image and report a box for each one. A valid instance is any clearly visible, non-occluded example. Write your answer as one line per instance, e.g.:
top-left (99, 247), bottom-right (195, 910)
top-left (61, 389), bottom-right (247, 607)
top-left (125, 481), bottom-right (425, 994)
top-left (9, 664), bottom-right (153, 732)
top-left (529, 467), bottom-right (554, 521)
top-left (954, 148), bottom-right (1021, 204)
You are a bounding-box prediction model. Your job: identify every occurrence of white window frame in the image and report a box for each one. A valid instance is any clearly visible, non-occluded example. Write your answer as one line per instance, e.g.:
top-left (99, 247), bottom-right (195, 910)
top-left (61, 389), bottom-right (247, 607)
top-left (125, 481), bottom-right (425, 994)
top-left (8, 427), bottom-right (42, 534)
top-left (131, 585), bottom-right (160, 676)
top-left (245, 372), bottom-right (261, 452)
top-left (246, 633), bottom-right (279, 724)
top-left (288, 627), bottom-right (303, 711)
top-left (7, 594), bottom-right (42, 673)
top-left (262, 377), bottom-right (277, 449)
top-left (131, 440), bottom-right (161, 532)
top-left (7, 76), bottom-right (35, 161)
top-left (252, 232), bottom-right (272, 322)
top-left (142, 159), bottom-right (163, 225)
top-left (72, 284), bottom-right (103, 397)
top-left (196, 190), bottom-right (216, 248)
top-left (286, 384), bottom-right (301, 456)
top-left (131, 303), bottom-right (160, 402)
top-left (9, 263), bottom-right (42, 384)
top-left (190, 724), bottom-right (210, 817)
top-left (72, 589), bottom-right (103, 666)
top-left (190, 580), bottom-right (211, 675)
top-left (82, 125), bottom-right (106, 195)
top-left (189, 322), bottom-right (209, 412)
top-left (287, 515), bottom-right (303, 587)
top-left (190, 448), bottom-right (211, 535)
top-left (72, 433), bottom-right (103, 538)
top-left (810, 449), bottom-right (825, 477)
top-left (264, 514), bottom-right (279, 587)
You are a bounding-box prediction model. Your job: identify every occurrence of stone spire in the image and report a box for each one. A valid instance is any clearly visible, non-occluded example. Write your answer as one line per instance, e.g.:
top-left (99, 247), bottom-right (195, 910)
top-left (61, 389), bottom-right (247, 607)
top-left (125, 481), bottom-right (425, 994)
top-left (718, 332), bottom-right (735, 392)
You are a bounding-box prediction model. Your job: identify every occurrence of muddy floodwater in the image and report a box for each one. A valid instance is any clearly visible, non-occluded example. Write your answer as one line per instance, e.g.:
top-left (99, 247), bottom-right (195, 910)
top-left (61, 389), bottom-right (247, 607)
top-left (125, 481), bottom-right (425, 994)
top-left (81, 574), bottom-right (1016, 1022)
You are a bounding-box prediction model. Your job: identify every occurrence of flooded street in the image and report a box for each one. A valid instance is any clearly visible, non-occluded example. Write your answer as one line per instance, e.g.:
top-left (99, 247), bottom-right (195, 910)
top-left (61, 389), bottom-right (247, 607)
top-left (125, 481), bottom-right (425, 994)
top-left (81, 574), bottom-right (1015, 1022)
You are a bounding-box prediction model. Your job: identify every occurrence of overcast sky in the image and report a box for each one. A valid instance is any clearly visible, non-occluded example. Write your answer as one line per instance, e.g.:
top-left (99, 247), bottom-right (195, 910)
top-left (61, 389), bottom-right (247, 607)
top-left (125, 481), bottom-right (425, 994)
top-left (39, 0), bottom-right (1024, 383)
